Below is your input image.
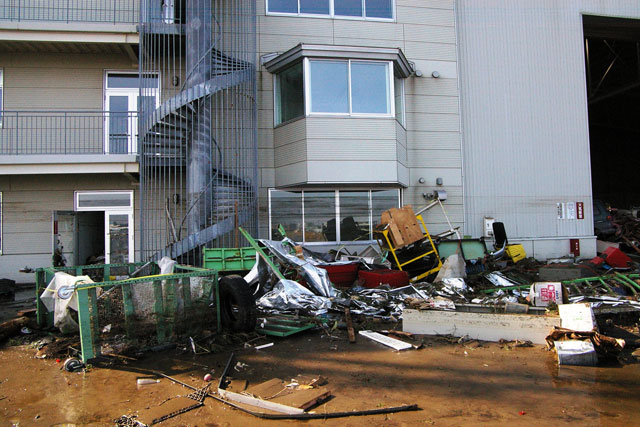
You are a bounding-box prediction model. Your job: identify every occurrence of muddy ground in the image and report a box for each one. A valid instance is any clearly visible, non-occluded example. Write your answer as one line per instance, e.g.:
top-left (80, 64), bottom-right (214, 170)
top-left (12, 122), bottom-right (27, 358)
top-left (1, 326), bottom-right (640, 426)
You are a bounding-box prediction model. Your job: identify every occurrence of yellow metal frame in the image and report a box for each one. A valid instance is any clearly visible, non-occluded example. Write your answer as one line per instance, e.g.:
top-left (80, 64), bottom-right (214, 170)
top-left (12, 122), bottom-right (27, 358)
top-left (375, 214), bottom-right (442, 282)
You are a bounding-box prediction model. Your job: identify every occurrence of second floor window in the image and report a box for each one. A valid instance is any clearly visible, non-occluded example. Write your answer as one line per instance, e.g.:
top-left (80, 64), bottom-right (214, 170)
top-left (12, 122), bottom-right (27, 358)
top-left (267, 0), bottom-right (394, 20)
top-left (274, 58), bottom-right (403, 125)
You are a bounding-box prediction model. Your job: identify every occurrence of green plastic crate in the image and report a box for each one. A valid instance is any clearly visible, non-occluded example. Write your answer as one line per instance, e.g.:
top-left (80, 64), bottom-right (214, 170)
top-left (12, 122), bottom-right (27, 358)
top-left (203, 247), bottom-right (257, 272)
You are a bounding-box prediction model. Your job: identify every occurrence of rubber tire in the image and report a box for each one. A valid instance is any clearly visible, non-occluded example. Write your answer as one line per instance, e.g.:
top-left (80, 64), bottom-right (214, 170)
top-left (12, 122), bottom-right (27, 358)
top-left (219, 275), bottom-right (256, 333)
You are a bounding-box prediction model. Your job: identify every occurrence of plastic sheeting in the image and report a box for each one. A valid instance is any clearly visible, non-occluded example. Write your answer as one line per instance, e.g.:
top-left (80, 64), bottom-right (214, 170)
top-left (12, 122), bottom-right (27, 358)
top-left (256, 279), bottom-right (333, 315)
top-left (257, 238), bottom-right (338, 298)
top-left (40, 272), bottom-right (93, 333)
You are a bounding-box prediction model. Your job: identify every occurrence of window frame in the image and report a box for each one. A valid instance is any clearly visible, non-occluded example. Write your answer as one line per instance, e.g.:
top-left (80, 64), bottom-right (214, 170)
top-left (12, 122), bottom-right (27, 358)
top-left (74, 190), bottom-right (134, 212)
top-left (274, 58), bottom-right (396, 124)
top-left (104, 70), bottom-right (160, 154)
top-left (306, 58), bottom-right (394, 117)
top-left (266, 0), bottom-right (395, 22)
top-left (268, 188), bottom-right (401, 244)
top-left (274, 61), bottom-right (305, 125)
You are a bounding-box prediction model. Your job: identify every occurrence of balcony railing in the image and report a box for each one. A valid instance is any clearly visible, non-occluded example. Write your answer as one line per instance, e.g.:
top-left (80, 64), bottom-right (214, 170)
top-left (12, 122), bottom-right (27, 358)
top-left (0, 0), bottom-right (140, 24)
top-left (0, 110), bottom-right (138, 155)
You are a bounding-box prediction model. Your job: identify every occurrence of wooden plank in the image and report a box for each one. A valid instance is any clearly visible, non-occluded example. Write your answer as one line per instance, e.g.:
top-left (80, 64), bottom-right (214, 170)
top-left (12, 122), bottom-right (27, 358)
top-left (359, 330), bottom-right (413, 351)
top-left (344, 308), bottom-right (356, 343)
top-left (121, 283), bottom-right (135, 338)
top-left (218, 388), bottom-right (305, 415)
top-left (241, 378), bottom-right (331, 412)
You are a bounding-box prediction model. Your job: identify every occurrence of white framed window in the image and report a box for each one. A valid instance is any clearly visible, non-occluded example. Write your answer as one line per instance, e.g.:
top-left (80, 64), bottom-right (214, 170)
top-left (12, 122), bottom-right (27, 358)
top-left (267, 0), bottom-right (394, 21)
top-left (75, 191), bottom-right (134, 264)
top-left (307, 59), bottom-right (392, 116)
top-left (274, 59), bottom-right (399, 124)
top-left (75, 191), bottom-right (134, 211)
top-left (104, 71), bottom-right (159, 154)
top-left (268, 188), bottom-right (401, 243)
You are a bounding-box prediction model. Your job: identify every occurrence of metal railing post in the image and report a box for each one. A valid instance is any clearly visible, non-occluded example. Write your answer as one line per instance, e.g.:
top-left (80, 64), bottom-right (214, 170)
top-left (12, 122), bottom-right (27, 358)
top-left (15, 111), bottom-right (18, 154)
top-left (63, 111), bottom-right (67, 154)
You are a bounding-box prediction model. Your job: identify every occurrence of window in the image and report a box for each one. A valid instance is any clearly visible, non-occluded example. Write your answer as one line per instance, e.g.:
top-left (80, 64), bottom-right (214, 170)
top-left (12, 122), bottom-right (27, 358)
top-left (394, 75), bottom-right (405, 126)
top-left (267, 0), bottom-right (394, 20)
top-left (268, 44), bottom-right (411, 125)
top-left (75, 191), bottom-right (134, 211)
top-left (269, 189), bottom-right (400, 242)
top-left (275, 62), bottom-right (304, 124)
top-left (105, 71), bottom-right (159, 154)
top-left (309, 59), bottom-right (392, 115)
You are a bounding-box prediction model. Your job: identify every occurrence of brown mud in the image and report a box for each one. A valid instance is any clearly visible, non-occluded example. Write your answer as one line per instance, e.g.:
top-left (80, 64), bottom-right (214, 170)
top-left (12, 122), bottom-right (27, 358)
top-left (1, 331), bottom-right (639, 426)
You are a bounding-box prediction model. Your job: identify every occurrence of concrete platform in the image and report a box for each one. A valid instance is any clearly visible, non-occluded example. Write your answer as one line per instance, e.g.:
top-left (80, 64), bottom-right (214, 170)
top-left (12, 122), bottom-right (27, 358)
top-left (402, 308), bottom-right (560, 344)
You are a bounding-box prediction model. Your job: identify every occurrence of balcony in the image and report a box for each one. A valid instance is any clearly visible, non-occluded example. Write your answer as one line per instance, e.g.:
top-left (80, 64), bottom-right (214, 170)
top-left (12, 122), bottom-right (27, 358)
top-left (0, 110), bottom-right (139, 175)
top-left (0, 0), bottom-right (139, 24)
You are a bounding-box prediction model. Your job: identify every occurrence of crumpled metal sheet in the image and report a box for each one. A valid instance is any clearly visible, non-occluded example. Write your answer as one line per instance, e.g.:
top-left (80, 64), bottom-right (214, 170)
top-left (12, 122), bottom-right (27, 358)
top-left (256, 279), bottom-right (332, 315)
top-left (484, 272), bottom-right (519, 287)
top-left (259, 238), bottom-right (338, 298)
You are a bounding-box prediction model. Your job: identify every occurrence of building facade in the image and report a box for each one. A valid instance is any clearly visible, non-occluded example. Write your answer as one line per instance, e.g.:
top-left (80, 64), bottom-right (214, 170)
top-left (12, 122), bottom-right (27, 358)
top-left (2, 0), bottom-right (640, 282)
top-left (0, 1), bottom-right (141, 283)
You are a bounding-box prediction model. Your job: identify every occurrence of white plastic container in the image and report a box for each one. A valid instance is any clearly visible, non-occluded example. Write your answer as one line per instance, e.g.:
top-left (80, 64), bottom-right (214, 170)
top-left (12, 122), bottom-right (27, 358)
top-left (554, 340), bottom-right (597, 366)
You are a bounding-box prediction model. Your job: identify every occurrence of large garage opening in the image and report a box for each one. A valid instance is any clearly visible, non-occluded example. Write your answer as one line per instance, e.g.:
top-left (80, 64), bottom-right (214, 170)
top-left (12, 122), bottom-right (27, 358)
top-left (584, 16), bottom-right (640, 212)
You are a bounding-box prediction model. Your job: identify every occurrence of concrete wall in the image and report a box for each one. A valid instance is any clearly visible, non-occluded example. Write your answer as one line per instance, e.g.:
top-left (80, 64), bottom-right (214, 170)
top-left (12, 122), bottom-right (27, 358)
top-left (456, 0), bottom-right (640, 259)
top-left (0, 174), bottom-right (139, 283)
top-left (257, 0), bottom-right (462, 238)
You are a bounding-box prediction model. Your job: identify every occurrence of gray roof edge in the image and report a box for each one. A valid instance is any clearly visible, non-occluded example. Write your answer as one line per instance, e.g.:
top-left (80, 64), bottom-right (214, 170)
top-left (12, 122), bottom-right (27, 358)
top-left (264, 43), bottom-right (412, 78)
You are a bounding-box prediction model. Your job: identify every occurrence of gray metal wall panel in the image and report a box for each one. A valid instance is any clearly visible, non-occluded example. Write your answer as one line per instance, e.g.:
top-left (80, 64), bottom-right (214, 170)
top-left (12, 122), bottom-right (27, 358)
top-left (457, 0), bottom-right (640, 243)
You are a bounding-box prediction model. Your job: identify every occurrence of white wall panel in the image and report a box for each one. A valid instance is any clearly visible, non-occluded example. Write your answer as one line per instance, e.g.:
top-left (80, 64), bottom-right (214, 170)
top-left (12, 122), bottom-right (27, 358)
top-left (457, 0), bottom-right (640, 254)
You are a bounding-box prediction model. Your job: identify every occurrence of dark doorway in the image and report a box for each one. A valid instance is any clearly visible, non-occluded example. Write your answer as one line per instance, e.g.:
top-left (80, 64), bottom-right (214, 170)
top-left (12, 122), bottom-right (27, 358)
top-left (583, 15), bottom-right (640, 209)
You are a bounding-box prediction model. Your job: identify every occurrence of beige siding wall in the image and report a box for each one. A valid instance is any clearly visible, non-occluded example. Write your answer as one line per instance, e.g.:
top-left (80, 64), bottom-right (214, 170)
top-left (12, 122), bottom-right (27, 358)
top-left (0, 52), bottom-right (136, 154)
top-left (1, 52), bottom-right (135, 110)
top-left (257, 0), bottom-right (462, 237)
top-left (0, 174), bottom-right (139, 283)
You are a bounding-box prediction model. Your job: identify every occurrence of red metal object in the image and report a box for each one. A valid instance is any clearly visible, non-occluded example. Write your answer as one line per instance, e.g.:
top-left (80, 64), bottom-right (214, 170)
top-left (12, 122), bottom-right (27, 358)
top-left (570, 239), bottom-right (580, 256)
top-left (590, 247), bottom-right (631, 268)
top-left (358, 269), bottom-right (410, 289)
top-left (317, 263), bottom-right (359, 287)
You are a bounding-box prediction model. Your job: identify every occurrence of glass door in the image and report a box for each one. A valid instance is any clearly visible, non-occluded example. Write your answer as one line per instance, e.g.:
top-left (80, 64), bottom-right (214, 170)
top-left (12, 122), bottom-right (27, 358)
top-left (105, 72), bottom-right (159, 154)
top-left (105, 212), bottom-right (133, 264)
top-left (107, 95), bottom-right (131, 153)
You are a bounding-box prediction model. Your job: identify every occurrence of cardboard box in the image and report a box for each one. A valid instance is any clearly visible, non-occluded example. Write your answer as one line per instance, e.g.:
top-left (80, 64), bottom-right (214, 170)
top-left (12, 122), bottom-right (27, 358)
top-left (529, 282), bottom-right (563, 307)
top-left (559, 303), bottom-right (597, 332)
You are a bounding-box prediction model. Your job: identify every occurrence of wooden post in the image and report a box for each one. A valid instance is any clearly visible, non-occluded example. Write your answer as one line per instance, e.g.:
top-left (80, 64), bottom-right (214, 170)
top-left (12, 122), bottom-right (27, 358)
top-left (344, 308), bottom-right (356, 343)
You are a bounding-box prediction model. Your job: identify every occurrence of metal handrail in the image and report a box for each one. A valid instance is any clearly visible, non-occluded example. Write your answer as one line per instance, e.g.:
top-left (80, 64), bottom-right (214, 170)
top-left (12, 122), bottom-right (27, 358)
top-left (0, 0), bottom-right (140, 24)
top-left (0, 109), bottom-right (139, 155)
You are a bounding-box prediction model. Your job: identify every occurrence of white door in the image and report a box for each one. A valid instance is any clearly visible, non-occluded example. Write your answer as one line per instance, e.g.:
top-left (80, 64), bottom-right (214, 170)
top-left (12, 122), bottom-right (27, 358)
top-left (105, 73), bottom-right (159, 154)
top-left (105, 211), bottom-right (134, 264)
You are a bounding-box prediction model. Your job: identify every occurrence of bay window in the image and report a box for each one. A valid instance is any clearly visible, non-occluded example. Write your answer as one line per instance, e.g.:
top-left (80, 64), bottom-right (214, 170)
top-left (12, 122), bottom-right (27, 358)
top-left (269, 189), bottom-right (400, 242)
top-left (268, 44), bottom-right (411, 125)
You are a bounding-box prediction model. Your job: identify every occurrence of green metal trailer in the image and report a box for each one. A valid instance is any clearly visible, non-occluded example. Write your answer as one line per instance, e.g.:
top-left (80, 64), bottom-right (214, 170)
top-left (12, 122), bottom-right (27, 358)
top-left (36, 262), bottom-right (220, 363)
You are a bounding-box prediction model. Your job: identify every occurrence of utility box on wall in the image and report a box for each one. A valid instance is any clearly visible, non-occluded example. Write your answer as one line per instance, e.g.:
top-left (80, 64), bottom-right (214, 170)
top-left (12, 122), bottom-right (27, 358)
top-left (483, 217), bottom-right (495, 238)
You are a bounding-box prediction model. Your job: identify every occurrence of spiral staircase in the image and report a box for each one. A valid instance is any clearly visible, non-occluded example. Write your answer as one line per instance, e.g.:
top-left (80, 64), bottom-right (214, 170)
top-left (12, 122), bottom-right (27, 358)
top-left (139, 0), bottom-right (257, 261)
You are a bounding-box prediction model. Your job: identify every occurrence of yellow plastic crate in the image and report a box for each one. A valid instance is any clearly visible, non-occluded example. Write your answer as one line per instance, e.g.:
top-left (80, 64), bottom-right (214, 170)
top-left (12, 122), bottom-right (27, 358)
top-left (506, 244), bottom-right (526, 263)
